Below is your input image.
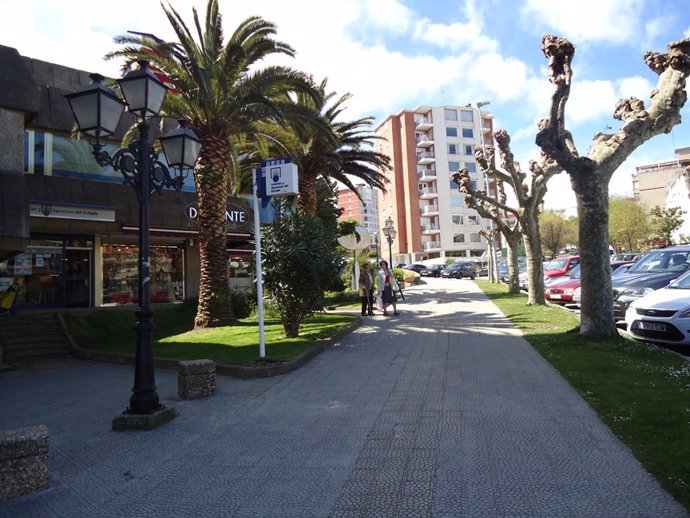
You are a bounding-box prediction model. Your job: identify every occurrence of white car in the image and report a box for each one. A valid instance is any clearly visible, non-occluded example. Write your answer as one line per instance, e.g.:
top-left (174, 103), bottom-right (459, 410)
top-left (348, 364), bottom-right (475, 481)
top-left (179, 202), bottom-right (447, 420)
top-left (624, 269), bottom-right (690, 346)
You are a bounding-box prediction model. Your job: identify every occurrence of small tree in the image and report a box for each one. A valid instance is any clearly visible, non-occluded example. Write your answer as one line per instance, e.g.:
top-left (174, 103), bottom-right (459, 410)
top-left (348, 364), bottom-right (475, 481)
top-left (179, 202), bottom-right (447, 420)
top-left (540, 210), bottom-right (572, 259)
top-left (649, 205), bottom-right (686, 246)
top-left (609, 198), bottom-right (649, 252)
top-left (262, 203), bottom-right (340, 337)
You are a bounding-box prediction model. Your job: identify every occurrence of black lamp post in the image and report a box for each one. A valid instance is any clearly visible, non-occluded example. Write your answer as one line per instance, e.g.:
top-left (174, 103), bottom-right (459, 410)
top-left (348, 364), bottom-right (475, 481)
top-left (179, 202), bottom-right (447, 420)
top-left (65, 62), bottom-right (201, 429)
top-left (381, 217), bottom-right (396, 267)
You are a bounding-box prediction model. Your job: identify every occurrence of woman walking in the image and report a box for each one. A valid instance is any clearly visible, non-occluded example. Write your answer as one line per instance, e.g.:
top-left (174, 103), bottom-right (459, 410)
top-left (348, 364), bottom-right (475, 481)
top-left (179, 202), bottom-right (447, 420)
top-left (377, 260), bottom-right (400, 316)
top-left (358, 262), bottom-right (375, 316)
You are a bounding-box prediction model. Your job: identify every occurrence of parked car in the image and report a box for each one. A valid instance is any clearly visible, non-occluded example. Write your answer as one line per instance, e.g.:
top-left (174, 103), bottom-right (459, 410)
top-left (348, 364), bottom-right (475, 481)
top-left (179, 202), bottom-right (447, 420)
top-left (543, 255), bottom-right (580, 283)
top-left (402, 263), bottom-right (426, 273)
top-left (547, 261), bottom-right (634, 306)
top-left (611, 253), bottom-right (641, 263)
top-left (625, 268), bottom-right (690, 346)
top-left (612, 245), bottom-right (690, 320)
top-left (441, 262), bottom-right (476, 279)
top-left (419, 264), bottom-right (444, 277)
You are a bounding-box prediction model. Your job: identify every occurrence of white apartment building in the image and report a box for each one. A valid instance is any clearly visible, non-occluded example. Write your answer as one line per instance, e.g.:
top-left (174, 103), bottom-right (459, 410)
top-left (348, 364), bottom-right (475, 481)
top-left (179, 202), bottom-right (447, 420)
top-left (374, 104), bottom-right (494, 265)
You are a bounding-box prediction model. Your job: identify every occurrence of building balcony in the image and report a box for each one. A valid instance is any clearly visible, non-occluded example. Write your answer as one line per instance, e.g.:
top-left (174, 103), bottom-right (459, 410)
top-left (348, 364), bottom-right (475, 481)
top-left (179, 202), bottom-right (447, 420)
top-left (417, 169), bottom-right (437, 182)
top-left (419, 187), bottom-right (438, 199)
top-left (415, 118), bottom-right (433, 131)
top-left (417, 151), bottom-right (435, 165)
top-left (415, 134), bottom-right (434, 147)
top-left (421, 204), bottom-right (439, 216)
top-left (423, 240), bottom-right (441, 251)
top-left (421, 224), bottom-right (440, 234)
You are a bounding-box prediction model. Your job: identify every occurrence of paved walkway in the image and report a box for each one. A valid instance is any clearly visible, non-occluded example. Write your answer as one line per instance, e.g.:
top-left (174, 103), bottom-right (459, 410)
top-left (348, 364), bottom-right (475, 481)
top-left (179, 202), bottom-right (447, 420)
top-left (0, 279), bottom-right (686, 517)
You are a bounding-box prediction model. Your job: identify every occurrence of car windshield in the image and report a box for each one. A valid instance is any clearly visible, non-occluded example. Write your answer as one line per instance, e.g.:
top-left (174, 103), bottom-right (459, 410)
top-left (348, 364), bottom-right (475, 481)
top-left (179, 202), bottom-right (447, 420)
top-left (544, 258), bottom-right (568, 271)
top-left (668, 270), bottom-right (690, 289)
top-left (629, 250), bottom-right (690, 274)
top-left (564, 265), bottom-right (581, 279)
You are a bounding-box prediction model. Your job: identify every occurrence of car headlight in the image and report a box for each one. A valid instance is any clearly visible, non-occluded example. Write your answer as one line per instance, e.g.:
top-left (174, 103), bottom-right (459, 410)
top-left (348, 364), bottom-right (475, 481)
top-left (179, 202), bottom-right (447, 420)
top-left (620, 287), bottom-right (654, 298)
top-left (564, 289), bottom-right (574, 295)
top-left (679, 308), bottom-right (690, 318)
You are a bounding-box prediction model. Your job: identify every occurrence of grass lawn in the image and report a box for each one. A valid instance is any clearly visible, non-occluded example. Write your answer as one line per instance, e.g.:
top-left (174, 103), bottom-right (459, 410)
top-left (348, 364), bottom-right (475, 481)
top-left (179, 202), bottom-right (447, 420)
top-left (476, 280), bottom-right (690, 512)
top-left (64, 305), bottom-right (356, 366)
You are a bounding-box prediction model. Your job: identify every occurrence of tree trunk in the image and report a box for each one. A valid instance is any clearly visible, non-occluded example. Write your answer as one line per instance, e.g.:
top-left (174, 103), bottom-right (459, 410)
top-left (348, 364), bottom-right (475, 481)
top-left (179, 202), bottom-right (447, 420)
top-left (297, 170), bottom-right (318, 214)
top-left (572, 172), bottom-right (619, 339)
top-left (193, 134), bottom-right (235, 328)
top-left (505, 234), bottom-right (521, 294)
top-left (522, 219), bottom-right (545, 305)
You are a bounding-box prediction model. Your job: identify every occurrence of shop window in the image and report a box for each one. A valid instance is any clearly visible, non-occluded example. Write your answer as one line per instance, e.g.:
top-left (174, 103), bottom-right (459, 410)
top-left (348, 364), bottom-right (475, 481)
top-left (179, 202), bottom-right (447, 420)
top-left (102, 244), bottom-right (184, 305)
top-left (0, 241), bottom-right (66, 307)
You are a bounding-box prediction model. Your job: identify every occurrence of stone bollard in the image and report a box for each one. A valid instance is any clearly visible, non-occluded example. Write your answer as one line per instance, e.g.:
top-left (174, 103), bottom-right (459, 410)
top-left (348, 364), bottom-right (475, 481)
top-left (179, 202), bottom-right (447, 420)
top-left (178, 359), bottom-right (216, 399)
top-left (0, 425), bottom-right (50, 501)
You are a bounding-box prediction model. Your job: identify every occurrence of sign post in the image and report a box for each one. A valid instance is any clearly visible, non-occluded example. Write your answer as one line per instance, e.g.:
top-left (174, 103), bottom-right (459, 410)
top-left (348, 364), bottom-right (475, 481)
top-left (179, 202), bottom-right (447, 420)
top-left (253, 159), bottom-right (298, 358)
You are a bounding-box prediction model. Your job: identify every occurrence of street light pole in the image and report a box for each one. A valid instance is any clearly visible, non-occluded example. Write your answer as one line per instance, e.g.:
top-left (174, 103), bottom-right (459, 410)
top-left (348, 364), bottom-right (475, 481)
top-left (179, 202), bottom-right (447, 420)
top-left (476, 101), bottom-right (500, 283)
top-left (382, 216), bottom-right (396, 266)
top-left (66, 63), bottom-right (202, 430)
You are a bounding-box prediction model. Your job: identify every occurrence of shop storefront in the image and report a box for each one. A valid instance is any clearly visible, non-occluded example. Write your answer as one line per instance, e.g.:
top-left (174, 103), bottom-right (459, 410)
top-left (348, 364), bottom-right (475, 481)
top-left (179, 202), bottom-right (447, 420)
top-left (102, 243), bottom-right (184, 305)
top-left (0, 237), bottom-right (93, 308)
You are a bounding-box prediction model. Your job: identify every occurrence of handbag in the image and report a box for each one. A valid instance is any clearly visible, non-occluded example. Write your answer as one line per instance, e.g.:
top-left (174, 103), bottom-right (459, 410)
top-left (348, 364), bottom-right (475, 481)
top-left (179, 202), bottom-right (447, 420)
top-left (376, 295), bottom-right (383, 310)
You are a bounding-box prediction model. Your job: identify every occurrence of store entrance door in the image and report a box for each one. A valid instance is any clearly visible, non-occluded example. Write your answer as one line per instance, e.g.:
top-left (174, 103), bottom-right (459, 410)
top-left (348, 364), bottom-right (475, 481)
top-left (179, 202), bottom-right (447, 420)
top-left (65, 249), bottom-right (91, 307)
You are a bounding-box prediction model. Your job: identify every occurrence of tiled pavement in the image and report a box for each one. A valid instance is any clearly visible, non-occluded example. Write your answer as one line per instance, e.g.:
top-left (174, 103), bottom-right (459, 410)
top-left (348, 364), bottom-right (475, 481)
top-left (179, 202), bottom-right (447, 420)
top-left (0, 279), bottom-right (686, 517)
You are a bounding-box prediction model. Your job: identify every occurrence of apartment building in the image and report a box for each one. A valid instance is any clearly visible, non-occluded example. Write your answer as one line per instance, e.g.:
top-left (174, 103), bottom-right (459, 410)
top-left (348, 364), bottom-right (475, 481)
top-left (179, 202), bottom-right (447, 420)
top-left (632, 146), bottom-right (690, 210)
top-left (336, 183), bottom-right (380, 236)
top-left (374, 104), bottom-right (494, 265)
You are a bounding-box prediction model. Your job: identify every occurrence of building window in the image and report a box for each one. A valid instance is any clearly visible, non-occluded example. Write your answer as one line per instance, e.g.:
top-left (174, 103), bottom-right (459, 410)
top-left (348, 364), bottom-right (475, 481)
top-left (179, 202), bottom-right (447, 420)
top-left (471, 180), bottom-right (478, 190)
top-left (464, 145), bottom-right (473, 155)
top-left (448, 144), bottom-right (458, 155)
top-left (452, 215), bottom-right (464, 225)
top-left (449, 180), bottom-right (459, 190)
top-left (470, 233), bottom-right (482, 243)
top-left (453, 233), bottom-right (466, 243)
top-left (444, 109), bottom-right (458, 121)
top-left (451, 197), bottom-right (464, 208)
top-left (460, 110), bottom-right (473, 122)
top-left (446, 127), bottom-right (458, 137)
top-left (448, 161), bottom-right (460, 171)
top-left (465, 162), bottom-right (477, 173)
top-left (462, 128), bottom-right (474, 138)
top-left (468, 215), bottom-right (480, 225)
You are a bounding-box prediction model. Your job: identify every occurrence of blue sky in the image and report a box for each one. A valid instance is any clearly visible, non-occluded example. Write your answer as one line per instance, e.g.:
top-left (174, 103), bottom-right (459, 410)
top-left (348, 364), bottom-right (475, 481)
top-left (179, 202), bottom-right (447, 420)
top-left (2, 0), bottom-right (689, 213)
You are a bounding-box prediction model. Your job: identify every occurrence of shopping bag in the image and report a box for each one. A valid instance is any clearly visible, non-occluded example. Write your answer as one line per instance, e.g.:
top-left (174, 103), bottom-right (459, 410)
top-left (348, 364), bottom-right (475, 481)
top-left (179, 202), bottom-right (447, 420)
top-left (376, 295), bottom-right (383, 311)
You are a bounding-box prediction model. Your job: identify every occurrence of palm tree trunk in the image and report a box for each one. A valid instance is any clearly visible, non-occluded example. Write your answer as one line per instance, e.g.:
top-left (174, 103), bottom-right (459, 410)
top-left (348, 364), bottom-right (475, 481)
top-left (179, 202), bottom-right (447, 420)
top-left (193, 134), bottom-right (235, 328)
top-left (297, 170), bottom-right (318, 214)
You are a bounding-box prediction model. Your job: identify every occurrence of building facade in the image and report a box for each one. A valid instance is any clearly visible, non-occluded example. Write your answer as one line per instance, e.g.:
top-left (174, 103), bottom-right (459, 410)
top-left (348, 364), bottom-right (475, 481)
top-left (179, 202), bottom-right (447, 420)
top-left (0, 46), bottom-right (257, 310)
top-left (336, 183), bottom-right (380, 235)
top-left (374, 104), bottom-right (494, 265)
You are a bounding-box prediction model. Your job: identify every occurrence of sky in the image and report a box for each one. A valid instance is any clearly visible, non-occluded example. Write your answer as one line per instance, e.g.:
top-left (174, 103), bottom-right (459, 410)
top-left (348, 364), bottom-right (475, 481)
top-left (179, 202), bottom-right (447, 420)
top-left (2, 0), bottom-right (690, 214)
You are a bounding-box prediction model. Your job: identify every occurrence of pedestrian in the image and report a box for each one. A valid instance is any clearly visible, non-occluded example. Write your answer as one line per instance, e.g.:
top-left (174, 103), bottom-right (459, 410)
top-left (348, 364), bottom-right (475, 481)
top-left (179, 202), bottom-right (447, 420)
top-left (377, 260), bottom-right (400, 316)
top-left (358, 262), bottom-right (375, 316)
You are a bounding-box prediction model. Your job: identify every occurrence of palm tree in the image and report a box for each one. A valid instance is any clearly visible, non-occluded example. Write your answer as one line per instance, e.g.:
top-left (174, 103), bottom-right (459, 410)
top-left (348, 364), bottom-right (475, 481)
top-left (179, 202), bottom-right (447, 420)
top-left (106, 0), bottom-right (320, 328)
top-left (269, 79), bottom-right (390, 214)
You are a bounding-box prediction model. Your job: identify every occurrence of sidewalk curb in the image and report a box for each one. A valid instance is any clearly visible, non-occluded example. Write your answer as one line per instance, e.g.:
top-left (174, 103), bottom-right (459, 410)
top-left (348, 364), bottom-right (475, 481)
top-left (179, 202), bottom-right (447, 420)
top-left (57, 312), bottom-right (362, 379)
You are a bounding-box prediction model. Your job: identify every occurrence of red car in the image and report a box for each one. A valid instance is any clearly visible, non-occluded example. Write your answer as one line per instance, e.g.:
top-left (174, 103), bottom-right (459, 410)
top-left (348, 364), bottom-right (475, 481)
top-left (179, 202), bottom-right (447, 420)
top-left (545, 261), bottom-right (634, 306)
top-left (543, 255), bottom-right (580, 283)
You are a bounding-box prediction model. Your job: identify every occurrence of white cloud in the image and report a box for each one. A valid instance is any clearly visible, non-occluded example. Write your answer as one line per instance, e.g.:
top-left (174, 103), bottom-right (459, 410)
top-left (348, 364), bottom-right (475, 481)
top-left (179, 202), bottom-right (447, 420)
top-left (616, 76), bottom-right (654, 100)
top-left (522, 0), bottom-right (646, 44)
top-left (362, 0), bottom-right (414, 33)
top-left (412, 18), bottom-right (498, 53)
top-left (566, 79), bottom-right (618, 125)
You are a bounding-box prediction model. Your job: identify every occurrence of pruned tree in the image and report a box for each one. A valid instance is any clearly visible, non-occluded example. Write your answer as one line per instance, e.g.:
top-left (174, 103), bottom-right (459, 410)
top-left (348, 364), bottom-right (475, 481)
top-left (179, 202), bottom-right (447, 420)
top-left (535, 35), bottom-right (690, 340)
top-left (453, 129), bottom-right (561, 304)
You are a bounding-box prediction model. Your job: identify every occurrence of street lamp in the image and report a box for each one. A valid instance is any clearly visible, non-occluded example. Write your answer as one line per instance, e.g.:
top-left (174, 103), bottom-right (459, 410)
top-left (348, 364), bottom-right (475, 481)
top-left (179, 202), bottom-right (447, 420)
top-left (476, 101), bottom-right (500, 283)
top-left (65, 62), bottom-right (202, 430)
top-left (381, 216), bottom-right (397, 266)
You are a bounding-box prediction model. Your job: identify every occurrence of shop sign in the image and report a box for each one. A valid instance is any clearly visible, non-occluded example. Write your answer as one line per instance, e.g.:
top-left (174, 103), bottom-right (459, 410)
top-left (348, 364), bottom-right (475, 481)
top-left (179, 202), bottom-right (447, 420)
top-left (30, 201), bottom-right (115, 222)
top-left (185, 197), bottom-right (253, 233)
